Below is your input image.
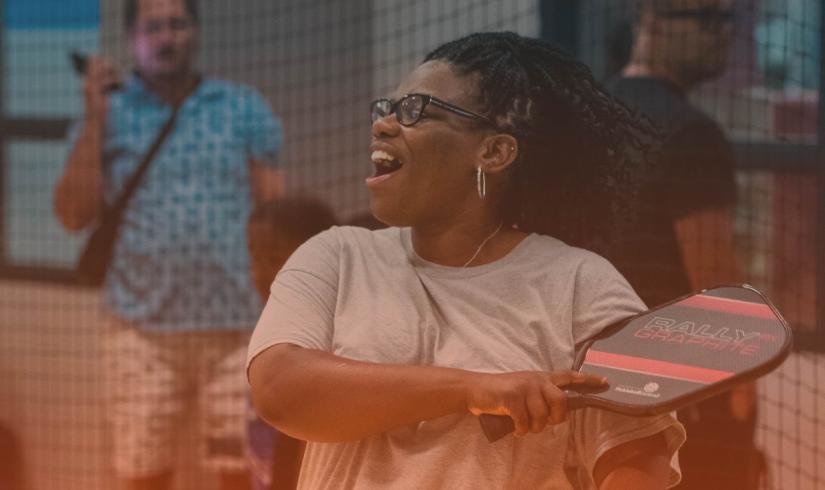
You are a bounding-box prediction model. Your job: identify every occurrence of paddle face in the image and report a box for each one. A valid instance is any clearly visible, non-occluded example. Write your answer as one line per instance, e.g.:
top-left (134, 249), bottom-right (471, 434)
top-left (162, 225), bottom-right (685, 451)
top-left (574, 284), bottom-right (791, 413)
top-left (479, 284), bottom-right (792, 442)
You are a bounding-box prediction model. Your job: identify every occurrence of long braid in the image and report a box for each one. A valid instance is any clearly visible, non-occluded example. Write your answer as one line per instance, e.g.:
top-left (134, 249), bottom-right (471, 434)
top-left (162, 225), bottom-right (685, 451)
top-left (424, 32), bottom-right (661, 254)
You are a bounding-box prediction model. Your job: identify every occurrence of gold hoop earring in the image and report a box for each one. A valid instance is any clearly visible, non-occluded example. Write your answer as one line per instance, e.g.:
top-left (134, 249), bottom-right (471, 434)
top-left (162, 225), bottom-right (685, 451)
top-left (476, 166), bottom-right (486, 199)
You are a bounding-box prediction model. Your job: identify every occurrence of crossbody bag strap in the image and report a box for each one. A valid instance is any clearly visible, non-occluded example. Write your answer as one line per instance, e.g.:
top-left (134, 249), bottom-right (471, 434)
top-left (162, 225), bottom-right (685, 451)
top-left (107, 78), bottom-right (200, 215)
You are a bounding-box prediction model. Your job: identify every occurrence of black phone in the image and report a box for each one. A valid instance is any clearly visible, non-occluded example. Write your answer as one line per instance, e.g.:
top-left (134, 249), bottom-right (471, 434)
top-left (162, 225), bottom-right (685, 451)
top-left (69, 50), bottom-right (122, 92)
top-left (69, 51), bottom-right (88, 75)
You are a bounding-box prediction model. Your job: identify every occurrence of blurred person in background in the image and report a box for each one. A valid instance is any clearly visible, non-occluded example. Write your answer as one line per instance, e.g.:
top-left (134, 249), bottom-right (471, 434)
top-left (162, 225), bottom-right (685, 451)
top-left (247, 31), bottom-right (685, 489)
top-left (53, 0), bottom-right (283, 489)
top-left (607, 1), bottom-right (761, 488)
top-left (0, 423), bottom-right (28, 490)
top-left (245, 198), bottom-right (337, 490)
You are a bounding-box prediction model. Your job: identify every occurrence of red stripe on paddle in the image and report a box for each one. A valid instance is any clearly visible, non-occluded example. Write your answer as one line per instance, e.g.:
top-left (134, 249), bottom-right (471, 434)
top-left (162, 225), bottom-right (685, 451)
top-left (583, 350), bottom-right (734, 384)
top-left (677, 294), bottom-right (776, 320)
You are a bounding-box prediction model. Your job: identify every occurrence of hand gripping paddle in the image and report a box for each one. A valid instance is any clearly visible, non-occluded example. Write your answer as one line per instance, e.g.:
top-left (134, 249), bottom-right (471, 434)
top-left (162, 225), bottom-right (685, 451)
top-left (479, 284), bottom-right (792, 442)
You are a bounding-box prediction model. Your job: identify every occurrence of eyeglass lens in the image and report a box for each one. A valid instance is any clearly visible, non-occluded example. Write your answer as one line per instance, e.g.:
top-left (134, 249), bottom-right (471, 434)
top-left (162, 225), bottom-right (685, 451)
top-left (370, 95), bottom-right (425, 126)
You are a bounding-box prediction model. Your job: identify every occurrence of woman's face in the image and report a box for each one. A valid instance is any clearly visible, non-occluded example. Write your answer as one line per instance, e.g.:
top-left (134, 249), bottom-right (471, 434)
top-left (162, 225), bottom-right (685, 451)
top-left (367, 60), bottom-right (490, 227)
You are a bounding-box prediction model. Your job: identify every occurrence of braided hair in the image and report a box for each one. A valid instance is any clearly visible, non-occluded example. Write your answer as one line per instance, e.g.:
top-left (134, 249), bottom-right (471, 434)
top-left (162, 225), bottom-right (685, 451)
top-left (424, 32), bottom-right (660, 254)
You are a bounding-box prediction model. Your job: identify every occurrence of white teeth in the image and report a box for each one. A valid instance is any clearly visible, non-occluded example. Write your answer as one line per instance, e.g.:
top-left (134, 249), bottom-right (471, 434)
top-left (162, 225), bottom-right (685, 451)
top-left (371, 150), bottom-right (396, 164)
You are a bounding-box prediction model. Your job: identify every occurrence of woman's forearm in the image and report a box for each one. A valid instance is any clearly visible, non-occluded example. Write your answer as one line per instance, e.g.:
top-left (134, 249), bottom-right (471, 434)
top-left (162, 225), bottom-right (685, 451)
top-left (248, 344), bottom-right (473, 442)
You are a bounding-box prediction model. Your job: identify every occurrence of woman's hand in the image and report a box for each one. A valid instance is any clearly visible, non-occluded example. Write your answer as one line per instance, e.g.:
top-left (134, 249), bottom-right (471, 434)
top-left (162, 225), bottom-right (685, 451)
top-left (465, 370), bottom-right (608, 435)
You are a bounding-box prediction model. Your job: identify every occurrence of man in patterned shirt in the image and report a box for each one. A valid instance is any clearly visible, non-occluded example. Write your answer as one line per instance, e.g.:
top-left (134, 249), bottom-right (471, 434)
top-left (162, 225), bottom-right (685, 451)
top-left (53, 0), bottom-right (283, 488)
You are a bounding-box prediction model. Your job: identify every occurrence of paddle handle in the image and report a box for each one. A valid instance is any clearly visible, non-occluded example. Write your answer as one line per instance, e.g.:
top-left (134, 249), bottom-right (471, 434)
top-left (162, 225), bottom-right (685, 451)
top-left (479, 391), bottom-right (586, 443)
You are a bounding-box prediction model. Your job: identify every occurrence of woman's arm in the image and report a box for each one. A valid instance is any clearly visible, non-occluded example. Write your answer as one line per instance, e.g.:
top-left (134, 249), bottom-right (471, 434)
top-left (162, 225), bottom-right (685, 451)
top-left (594, 433), bottom-right (671, 490)
top-left (249, 343), bottom-right (468, 442)
top-left (249, 343), bottom-right (608, 443)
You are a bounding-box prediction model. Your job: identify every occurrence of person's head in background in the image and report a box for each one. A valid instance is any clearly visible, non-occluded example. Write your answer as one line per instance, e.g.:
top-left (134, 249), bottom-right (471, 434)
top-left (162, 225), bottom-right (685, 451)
top-left (370, 32), bottom-right (657, 253)
top-left (624, 0), bottom-right (735, 90)
top-left (247, 198), bottom-right (337, 300)
top-left (125, 0), bottom-right (199, 83)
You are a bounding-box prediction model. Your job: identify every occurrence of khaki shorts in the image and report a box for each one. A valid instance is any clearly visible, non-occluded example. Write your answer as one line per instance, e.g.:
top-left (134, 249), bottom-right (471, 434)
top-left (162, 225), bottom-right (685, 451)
top-left (103, 317), bottom-right (251, 478)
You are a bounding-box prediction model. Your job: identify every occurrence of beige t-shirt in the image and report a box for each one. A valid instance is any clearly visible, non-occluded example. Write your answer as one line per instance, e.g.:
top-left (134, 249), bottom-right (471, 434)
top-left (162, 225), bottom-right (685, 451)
top-left (248, 226), bottom-right (685, 489)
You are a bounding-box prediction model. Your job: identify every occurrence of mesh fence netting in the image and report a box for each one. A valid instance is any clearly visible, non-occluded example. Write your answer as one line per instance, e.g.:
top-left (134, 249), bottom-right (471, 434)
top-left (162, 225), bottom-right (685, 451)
top-left (0, 1), bottom-right (821, 489)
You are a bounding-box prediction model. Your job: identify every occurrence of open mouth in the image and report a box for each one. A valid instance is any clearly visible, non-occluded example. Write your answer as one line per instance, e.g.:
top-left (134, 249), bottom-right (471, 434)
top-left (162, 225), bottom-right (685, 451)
top-left (371, 150), bottom-right (403, 177)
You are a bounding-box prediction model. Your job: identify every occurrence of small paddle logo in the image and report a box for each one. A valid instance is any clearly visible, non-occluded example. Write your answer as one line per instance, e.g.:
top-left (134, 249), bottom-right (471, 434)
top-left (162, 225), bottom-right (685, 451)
top-left (615, 383), bottom-right (662, 399)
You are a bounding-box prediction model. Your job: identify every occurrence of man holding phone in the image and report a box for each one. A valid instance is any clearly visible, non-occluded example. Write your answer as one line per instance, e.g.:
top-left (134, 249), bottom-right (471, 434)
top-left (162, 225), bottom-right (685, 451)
top-left (54, 1), bottom-right (283, 489)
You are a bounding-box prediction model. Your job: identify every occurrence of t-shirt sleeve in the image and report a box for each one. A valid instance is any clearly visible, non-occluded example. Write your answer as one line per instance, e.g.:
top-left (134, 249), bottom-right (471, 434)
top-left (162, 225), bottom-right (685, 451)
top-left (568, 253), bottom-right (686, 487)
top-left (570, 252), bottom-right (647, 349)
top-left (246, 227), bottom-right (340, 372)
top-left (240, 87), bottom-right (283, 166)
top-left (570, 408), bottom-right (685, 488)
top-left (660, 120), bottom-right (737, 219)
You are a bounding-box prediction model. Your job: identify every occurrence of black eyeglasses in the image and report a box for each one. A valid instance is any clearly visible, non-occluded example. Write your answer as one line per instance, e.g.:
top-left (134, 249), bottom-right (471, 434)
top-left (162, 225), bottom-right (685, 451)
top-left (370, 93), bottom-right (496, 127)
top-left (658, 7), bottom-right (735, 29)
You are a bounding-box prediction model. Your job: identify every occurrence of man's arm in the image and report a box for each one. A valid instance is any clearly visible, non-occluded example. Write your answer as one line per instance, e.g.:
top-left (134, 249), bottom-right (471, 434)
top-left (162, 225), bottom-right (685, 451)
top-left (249, 158), bottom-right (283, 204)
top-left (594, 433), bottom-right (671, 490)
top-left (673, 148), bottom-right (759, 455)
top-left (674, 203), bottom-right (739, 290)
top-left (54, 120), bottom-right (106, 231)
top-left (664, 117), bottom-right (740, 291)
top-left (53, 56), bottom-right (119, 231)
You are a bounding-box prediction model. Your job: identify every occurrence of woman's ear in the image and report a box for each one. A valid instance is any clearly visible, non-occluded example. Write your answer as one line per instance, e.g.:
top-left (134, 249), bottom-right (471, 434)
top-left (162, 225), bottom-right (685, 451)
top-left (477, 133), bottom-right (518, 174)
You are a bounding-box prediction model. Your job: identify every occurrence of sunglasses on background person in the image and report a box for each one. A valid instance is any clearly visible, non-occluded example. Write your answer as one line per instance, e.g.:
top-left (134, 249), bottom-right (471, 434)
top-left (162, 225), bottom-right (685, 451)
top-left (657, 6), bottom-right (735, 30)
top-left (134, 17), bottom-right (193, 36)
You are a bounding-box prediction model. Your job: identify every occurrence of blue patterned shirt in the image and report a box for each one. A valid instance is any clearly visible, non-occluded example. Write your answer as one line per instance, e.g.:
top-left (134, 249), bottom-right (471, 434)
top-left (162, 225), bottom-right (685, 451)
top-left (78, 76), bottom-right (282, 331)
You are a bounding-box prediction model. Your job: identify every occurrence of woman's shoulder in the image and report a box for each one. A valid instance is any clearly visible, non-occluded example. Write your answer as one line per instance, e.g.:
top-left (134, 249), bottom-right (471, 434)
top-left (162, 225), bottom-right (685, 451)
top-left (301, 225), bottom-right (403, 259)
top-left (323, 225), bottom-right (399, 244)
top-left (517, 233), bottom-right (626, 286)
top-left (522, 233), bottom-right (612, 266)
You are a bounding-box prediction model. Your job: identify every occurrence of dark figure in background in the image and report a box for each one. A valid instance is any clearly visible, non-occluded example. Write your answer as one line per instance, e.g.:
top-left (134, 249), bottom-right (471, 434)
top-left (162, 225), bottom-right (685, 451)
top-left (607, 1), bottom-right (762, 489)
top-left (53, 0), bottom-right (283, 489)
top-left (0, 423), bottom-right (28, 490)
top-left (246, 198), bottom-right (337, 490)
top-left (248, 32), bottom-right (685, 489)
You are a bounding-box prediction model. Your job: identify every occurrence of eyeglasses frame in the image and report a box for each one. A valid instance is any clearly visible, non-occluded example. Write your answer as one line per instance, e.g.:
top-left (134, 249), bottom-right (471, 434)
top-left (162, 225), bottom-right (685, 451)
top-left (371, 93), bottom-right (497, 128)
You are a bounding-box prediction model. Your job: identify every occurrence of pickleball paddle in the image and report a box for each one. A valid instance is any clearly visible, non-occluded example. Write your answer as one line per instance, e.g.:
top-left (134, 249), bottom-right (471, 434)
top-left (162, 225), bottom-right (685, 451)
top-left (479, 284), bottom-right (792, 442)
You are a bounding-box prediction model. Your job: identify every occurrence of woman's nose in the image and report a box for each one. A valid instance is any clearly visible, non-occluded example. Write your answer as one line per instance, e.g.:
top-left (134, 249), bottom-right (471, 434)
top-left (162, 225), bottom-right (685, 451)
top-left (371, 113), bottom-right (401, 138)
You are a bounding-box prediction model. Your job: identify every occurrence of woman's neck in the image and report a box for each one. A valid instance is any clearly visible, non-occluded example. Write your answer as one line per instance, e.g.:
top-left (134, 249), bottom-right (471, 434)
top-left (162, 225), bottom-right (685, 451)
top-left (410, 216), bottom-right (524, 268)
